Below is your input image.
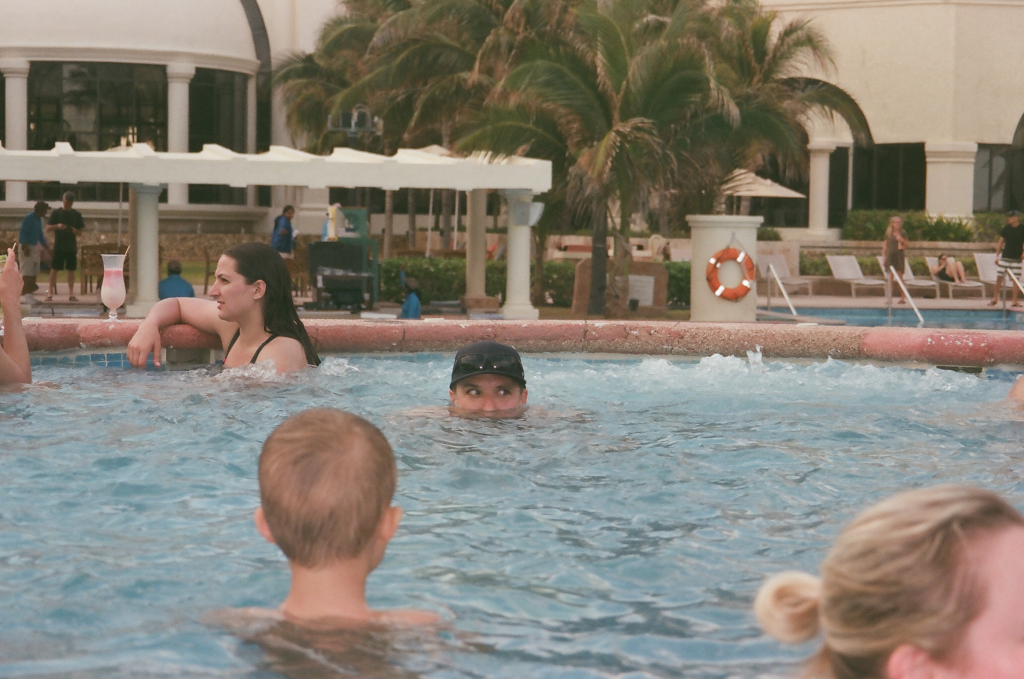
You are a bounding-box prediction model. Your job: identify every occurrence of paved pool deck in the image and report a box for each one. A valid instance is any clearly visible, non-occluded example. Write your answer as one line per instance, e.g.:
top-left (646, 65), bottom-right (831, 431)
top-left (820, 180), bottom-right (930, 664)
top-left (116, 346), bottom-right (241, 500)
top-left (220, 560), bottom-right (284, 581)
top-left (18, 317), bottom-right (1024, 369)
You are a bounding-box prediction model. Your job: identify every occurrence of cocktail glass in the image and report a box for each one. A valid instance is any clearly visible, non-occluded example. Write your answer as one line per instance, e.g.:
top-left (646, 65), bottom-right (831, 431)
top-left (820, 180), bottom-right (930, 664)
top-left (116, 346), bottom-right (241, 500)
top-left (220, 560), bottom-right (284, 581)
top-left (101, 254), bottom-right (127, 321)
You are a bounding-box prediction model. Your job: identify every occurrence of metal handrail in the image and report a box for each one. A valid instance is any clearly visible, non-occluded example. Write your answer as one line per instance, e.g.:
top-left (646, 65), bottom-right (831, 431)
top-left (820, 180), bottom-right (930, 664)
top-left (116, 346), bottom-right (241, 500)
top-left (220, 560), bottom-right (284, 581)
top-left (1004, 268), bottom-right (1024, 306)
top-left (767, 263), bottom-right (798, 316)
top-left (889, 265), bottom-right (924, 323)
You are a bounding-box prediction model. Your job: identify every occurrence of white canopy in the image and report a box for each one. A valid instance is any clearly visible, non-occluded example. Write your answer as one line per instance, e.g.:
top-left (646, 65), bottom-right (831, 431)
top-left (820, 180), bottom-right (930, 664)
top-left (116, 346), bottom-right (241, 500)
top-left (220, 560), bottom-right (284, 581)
top-left (721, 169), bottom-right (805, 199)
top-left (0, 142), bottom-right (552, 193)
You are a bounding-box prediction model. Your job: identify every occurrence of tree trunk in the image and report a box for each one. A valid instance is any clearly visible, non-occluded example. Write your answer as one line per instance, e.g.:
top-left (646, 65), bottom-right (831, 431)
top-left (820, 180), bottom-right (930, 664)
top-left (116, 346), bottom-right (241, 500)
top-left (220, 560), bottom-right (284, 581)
top-left (440, 189), bottom-right (453, 250)
top-left (383, 189), bottom-right (394, 259)
top-left (408, 187), bottom-right (416, 250)
top-left (587, 208), bottom-right (608, 315)
top-left (658, 189), bottom-right (670, 236)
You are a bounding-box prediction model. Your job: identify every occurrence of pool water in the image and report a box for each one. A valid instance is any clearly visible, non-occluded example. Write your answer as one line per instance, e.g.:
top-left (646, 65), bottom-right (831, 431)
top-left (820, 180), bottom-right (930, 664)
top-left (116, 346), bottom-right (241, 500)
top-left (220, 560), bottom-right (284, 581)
top-left (2, 354), bottom-right (1023, 678)
top-left (783, 306), bottom-right (1024, 329)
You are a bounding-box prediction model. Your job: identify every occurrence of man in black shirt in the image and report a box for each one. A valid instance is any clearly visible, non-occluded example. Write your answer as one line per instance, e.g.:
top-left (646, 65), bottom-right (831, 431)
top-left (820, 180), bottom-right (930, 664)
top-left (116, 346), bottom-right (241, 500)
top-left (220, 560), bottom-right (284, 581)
top-left (46, 191), bottom-right (85, 302)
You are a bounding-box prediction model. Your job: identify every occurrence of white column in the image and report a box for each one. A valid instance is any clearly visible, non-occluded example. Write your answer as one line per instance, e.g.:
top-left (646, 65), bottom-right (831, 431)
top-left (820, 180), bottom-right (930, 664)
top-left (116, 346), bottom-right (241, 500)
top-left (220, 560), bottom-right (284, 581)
top-left (807, 140), bottom-right (836, 239)
top-left (465, 190), bottom-right (488, 298)
top-left (126, 184), bottom-right (164, 318)
top-left (501, 190), bottom-right (539, 320)
top-left (925, 142), bottom-right (977, 219)
top-left (165, 63), bottom-right (195, 205)
top-left (0, 58), bottom-right (30, 202)
top-left (246, 74), bottom-right (257, 206)
top-left (687, 214), bottom-right (762, 323)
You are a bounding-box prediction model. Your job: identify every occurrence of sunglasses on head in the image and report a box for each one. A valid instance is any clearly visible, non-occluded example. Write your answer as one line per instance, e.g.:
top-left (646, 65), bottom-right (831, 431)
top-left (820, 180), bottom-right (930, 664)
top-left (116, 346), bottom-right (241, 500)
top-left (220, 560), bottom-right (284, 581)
top-left (456, 353), bottom-right (522, 372)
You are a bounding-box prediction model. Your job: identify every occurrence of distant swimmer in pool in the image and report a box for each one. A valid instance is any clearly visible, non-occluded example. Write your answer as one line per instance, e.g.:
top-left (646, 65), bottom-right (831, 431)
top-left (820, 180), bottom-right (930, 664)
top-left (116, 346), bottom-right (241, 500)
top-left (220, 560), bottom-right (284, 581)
top-left (0, 247), bottom-right (32, 385)
top-left (127, 242), bottom-right (319, 373)
top-left (754, 485), bottom-right (1024, 679)
top-left (226, 408), bottom-right (441, 627)
top-left (448, 341), bottom-right (528, 417)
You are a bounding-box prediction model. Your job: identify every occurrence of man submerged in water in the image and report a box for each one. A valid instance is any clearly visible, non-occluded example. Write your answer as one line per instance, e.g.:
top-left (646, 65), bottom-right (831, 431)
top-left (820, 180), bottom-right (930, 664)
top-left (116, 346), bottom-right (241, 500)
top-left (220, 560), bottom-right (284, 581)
top-left (448, 341), bottom-right (528, 417)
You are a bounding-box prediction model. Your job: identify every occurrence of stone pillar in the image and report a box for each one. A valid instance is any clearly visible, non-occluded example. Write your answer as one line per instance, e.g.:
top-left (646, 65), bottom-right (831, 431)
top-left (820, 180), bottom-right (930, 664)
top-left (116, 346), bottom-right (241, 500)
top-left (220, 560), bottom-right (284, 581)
top-left (126, 184), bottom-right (164, 318)
top-left (0, 58), bottom-right (30, 202)
top-left (807, 140), bottom-right (836, 239)
top-left (501, 190), bottom-right (540, 320)
top-left (165, 63), bottom-right (195, 205)
top-left (461, 189), bottom-right (497, 311)
top-left (246, 74), bottom-right (257, 206)
top-left (687, 214), bottom-right (762, 323)
top-left (925, 142), bottom-right (977, 219)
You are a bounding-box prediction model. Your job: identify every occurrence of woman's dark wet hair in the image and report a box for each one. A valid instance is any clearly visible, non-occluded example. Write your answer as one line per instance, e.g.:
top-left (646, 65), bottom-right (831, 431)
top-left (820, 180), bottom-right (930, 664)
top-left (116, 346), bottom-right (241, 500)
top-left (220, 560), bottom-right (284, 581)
top-left (222, 242), bottom-right (320, 366)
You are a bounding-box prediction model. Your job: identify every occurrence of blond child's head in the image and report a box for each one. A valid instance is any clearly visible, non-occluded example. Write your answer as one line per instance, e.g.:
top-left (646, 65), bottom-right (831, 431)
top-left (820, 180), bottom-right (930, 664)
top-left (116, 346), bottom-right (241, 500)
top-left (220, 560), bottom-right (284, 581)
top-left (754, 485), bottom-right (1024, 679)
top-left (257, 408), bottom-right (397, 567)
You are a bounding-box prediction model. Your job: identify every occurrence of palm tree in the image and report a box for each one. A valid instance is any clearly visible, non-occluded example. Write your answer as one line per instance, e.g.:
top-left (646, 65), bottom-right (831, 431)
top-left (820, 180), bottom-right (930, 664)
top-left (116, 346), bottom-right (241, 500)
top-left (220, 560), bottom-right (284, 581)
top-left (463, 0), bottom-right (719, 313)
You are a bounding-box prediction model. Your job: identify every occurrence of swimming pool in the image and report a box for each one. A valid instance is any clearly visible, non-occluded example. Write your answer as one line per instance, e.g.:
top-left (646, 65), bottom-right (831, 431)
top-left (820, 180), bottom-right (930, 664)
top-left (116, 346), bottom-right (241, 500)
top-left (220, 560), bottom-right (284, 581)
top-left (783, 306), bottom-right (1024, 330)
top-left (2, 355), bottom-right (1023, 678)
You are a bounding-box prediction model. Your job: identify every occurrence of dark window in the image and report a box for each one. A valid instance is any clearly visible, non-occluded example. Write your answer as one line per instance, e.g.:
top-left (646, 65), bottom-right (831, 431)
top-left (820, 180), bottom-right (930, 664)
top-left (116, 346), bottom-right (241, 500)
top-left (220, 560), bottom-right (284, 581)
top-left (26, 62), bottom-right (167, 201)
top-left (189, 68), bottom-right (248, 205)
top-left (828, 147), bottom-right (849, 227)
top-left (851, 143), bottom-right (926, 211)
top-left (973, 144), bottom-right (1024, 213)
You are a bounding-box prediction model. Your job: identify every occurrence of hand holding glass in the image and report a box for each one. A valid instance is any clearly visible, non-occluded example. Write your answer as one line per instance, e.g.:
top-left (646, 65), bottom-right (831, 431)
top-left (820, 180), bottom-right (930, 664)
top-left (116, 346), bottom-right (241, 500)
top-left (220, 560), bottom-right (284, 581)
top-left (101, 254), bottom-right (127, 321)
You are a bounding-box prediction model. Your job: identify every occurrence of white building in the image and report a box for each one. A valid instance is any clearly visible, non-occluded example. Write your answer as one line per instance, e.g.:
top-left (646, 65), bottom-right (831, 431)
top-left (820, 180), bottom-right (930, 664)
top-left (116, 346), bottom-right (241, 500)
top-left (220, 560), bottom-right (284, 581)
top-left (0, 0), bottom-right (338, 235)
top-left (2, 0), bottom-right (1022, 239)
top-left (762, 0), bottom-right (1024, 239)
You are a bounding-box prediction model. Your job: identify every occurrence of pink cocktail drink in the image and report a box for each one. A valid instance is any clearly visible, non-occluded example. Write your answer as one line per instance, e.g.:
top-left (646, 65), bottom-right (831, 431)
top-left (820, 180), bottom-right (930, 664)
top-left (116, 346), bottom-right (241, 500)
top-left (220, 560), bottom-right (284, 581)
top-left (101, 254), bottom-right (127, 320)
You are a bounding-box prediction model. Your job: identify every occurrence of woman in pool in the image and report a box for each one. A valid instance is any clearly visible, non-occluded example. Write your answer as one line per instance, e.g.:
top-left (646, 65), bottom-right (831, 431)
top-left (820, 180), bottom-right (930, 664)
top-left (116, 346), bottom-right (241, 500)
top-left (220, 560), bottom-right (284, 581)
top-left (754, 485), bottom-right (1024, 678)
top-left (128, 242), bottom-right (319, 372)
top-left (0, 247), bottom-right (32, 384)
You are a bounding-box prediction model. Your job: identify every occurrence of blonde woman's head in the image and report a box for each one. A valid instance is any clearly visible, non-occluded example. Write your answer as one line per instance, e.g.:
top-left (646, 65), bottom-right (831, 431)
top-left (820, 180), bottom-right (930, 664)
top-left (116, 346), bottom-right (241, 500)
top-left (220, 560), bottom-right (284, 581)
top-left (754, 486), bottom-right (1024, 679)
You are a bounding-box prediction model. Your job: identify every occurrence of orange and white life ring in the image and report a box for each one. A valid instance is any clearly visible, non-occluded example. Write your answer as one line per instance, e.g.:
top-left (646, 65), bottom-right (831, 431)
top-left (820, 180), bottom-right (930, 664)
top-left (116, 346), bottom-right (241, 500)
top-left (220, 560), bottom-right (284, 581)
top-left (706, 247), bottom-right (756, 301)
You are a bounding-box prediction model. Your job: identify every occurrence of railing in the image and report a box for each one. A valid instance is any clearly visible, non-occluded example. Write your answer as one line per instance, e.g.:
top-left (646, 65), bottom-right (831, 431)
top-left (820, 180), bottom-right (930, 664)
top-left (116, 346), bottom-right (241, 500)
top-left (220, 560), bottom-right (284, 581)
top-left (889, 265), bottom-right (924, 324)
top-left (1003, 268), bottom-right (1024, 309)
top-left (766, 264), bottom-right (798, 316)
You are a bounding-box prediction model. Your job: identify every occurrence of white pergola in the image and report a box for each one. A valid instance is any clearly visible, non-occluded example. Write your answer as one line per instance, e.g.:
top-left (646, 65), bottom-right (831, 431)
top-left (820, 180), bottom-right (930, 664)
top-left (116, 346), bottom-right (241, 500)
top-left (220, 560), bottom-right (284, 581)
top-left (0, 142), bottom-right (551, 319)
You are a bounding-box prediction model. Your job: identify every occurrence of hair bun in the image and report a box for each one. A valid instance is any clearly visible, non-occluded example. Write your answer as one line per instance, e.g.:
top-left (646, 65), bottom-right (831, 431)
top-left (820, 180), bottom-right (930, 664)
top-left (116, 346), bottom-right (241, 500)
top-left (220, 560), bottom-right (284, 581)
top-left (754, 571), bottom-right (823, 643)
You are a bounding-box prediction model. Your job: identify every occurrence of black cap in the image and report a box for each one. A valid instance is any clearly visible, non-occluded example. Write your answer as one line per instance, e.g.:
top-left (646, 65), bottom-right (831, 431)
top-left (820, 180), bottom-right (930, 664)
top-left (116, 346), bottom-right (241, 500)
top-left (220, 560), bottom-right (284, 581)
top-left (1009, 210), bottom-right (1020, 217)
top-left (450, 341), bottom-right (526, 390)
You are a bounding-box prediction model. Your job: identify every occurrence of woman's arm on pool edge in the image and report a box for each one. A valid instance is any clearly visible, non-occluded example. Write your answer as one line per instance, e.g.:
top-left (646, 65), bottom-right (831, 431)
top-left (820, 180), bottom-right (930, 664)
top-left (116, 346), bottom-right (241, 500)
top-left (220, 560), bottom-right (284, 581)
top-left (128, 298), bottom-right (234, 368)
top-left (1008, 375), bottom-right (1024, 403)
top-left (0, 248), bottom-right (31, 384)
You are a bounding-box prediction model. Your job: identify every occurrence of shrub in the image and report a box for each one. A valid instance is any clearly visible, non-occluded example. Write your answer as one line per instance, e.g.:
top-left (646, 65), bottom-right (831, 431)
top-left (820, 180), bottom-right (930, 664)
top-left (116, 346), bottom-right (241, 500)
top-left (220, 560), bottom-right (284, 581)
top-left (757, 226), bottom-right (782, 241)
top-left (543, 261), bottom-right (577, 307)
top-left (800, 252), bottom-right (831, 276)
top-left (973, 212), bottom-right (1006, 243)
top-left (665, 261), bottom-right (691, 307)
top-left (842, 210), bottom-right (974, 242)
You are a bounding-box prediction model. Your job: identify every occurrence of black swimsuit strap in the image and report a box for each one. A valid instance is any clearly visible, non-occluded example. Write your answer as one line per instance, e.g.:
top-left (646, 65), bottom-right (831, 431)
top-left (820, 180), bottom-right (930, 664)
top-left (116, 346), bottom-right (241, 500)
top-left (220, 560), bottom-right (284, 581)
top-left (250, 334), bottom-right (279, 365)
top-left (223, 329), bottom-right (278, 365)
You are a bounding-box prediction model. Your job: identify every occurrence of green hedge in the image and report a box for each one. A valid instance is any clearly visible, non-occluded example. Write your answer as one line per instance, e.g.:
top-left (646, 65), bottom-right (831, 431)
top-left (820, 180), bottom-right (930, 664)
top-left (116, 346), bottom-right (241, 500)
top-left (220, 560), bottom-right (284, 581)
top-left (842, 210), bottom-right (976, 242)
top-left (381, 257), bottom-right (693, 308)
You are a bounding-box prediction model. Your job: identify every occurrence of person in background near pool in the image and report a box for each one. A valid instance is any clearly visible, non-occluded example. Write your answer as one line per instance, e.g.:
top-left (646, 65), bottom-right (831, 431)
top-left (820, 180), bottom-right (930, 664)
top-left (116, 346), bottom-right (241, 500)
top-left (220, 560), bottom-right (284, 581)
top-left (249, 408), bottom-right (440, 626)
top-left (449, 341), bottom-right (527, 416)
top-left (754, 485), bottom-right (1024, 679)
top-left (18, 201), bottom-right (50, 300)
top-left (158, 260), bottom-right (196, 300)
top-left (931, 253), bottom-right (969, 285)
top-left (46, 191), bottom-right (85, 303)
top-left (882, 215), bottom-right (910, 304)
top-left (989, 210), bottom-right (1024, 307)
top-left (271, 206), bottom-right (296, 259)
top-left (128, 242), bottom-right (319, 372)
top-left (400, 277), bottom-right (421, 319)
top-left (0, 248), bottom-right (31, 384)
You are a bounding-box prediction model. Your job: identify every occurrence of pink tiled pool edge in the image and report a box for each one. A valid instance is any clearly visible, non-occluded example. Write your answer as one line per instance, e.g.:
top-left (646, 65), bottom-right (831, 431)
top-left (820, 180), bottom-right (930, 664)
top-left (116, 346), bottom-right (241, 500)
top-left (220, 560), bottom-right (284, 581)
top-left (20, 318), bottom-right (1024, 367)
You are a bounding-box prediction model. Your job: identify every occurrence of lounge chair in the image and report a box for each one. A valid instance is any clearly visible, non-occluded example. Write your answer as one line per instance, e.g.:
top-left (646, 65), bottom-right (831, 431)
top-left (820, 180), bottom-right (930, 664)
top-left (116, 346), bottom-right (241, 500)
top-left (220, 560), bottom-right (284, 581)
top-left (825, 255), bottom-right (887, 297)
top-left (924, 256), bottom-right (984, 299)
top-left (758, 254), bottom-right (812, 295)
top-left (974, 252), bottom-right (1018, 297)
top-left (875, 256), bottom-right (938, 298)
